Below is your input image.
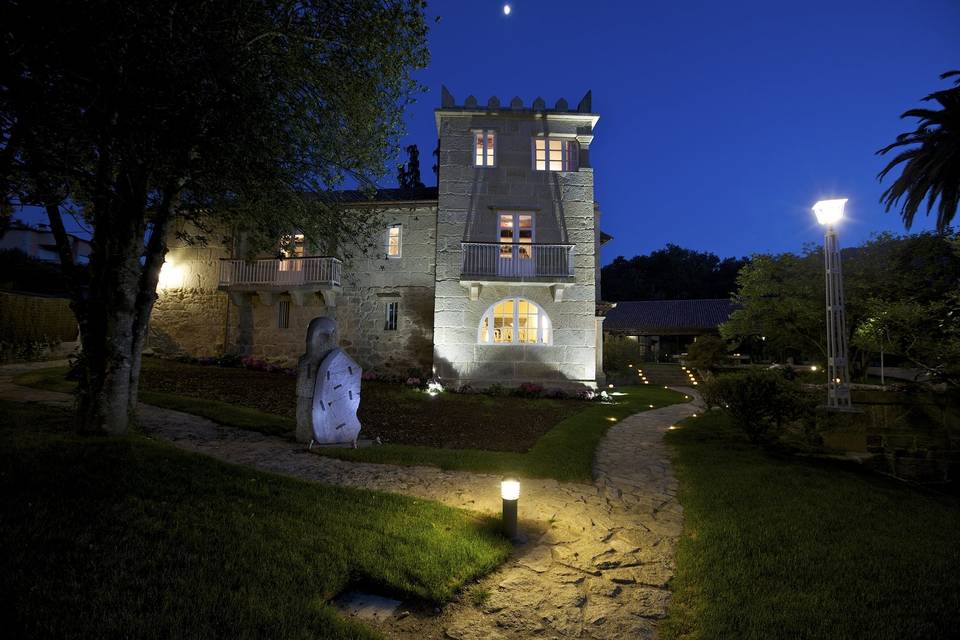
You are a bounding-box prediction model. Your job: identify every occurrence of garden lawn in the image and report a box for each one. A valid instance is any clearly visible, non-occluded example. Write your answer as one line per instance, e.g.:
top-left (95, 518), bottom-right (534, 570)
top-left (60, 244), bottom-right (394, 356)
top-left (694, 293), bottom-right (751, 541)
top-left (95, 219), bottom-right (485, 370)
top-left (314, 385), bottom-right (687, 482)
top-left (0, 400), bottom-right (511, 639)
top-left (662, 410), bottom-right (960, 640)
top-left (13, 365), bottom-right (295, 436)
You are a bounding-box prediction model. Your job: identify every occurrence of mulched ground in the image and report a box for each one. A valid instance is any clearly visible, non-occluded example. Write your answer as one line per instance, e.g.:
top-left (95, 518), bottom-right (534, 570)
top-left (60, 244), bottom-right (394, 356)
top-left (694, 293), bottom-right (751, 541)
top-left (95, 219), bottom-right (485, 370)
top-left (139, 357), bottom-right (585, 452)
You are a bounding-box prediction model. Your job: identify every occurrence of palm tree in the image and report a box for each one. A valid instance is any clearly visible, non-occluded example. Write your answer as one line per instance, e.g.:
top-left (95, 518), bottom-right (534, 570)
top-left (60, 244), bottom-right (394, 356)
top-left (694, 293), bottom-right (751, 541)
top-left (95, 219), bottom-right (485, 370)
top-left (877, 71), bottom-right (960, 233)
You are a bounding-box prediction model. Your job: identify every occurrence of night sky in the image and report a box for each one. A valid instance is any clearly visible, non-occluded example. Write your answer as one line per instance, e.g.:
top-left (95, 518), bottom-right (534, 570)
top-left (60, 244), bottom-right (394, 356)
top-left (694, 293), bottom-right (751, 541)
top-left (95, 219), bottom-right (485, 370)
top-left (13, 1), bottom-right (960, 264)
top-left (399, 0), bottom-right (960, 262)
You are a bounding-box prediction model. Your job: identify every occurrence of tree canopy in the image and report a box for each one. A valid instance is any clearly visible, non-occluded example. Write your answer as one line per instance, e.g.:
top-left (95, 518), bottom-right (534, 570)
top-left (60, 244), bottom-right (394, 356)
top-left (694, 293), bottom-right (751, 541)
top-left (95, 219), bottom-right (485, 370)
top-left (0, 0), bottom-right (429, 433)
top-left (722, 232), bottom-right (960, 385)
top-left (601, 244), bottom-right (747, 302)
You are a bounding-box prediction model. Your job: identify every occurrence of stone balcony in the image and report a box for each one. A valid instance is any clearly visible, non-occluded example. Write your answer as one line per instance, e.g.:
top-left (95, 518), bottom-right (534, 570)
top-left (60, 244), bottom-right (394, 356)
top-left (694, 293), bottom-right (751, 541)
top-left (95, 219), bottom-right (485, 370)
top-left (460, 242), bottom-right (575, 301)
top-left (218, 256), bottom-right (342, 307)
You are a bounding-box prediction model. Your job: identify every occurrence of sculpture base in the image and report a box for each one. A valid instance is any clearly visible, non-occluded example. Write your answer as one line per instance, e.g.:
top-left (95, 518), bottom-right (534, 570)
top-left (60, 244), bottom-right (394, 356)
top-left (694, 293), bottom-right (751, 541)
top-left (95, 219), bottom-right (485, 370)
top-left (307, 438), bottom-right (375, 449)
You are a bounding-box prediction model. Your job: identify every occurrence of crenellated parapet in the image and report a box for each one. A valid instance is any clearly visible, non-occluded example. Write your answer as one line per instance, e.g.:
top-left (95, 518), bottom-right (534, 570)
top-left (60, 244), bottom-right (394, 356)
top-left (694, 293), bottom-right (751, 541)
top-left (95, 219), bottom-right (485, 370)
top-left (440, 85), bottom-right (594, 115)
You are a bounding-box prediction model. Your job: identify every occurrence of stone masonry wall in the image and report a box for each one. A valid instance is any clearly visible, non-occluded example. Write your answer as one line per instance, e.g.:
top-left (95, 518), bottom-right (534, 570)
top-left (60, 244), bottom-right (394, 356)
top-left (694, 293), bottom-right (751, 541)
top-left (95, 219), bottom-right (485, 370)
top-left (223, 205), bottom-right (437, 373)
top-left (433, 97), bottom-right (599, 389)
top-left (150, 242), bottom-right (230, 358)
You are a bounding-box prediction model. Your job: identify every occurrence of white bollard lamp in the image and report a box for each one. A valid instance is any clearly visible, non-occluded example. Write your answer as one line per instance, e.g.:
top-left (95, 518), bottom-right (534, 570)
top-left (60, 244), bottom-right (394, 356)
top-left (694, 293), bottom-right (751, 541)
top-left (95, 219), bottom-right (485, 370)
top-left (501, 478), bottom-right (520, 540)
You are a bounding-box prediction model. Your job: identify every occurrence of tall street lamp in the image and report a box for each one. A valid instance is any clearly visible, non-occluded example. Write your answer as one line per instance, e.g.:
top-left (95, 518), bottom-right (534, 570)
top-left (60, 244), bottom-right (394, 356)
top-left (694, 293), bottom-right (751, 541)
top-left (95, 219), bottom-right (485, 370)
top-left (812, 198), bottom-right (853, 410)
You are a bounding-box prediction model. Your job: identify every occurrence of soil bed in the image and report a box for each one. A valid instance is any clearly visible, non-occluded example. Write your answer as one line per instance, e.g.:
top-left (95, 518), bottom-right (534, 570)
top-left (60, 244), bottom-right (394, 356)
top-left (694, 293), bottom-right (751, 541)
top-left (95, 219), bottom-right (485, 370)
top-left (139, 358), bottom-right (585, 452)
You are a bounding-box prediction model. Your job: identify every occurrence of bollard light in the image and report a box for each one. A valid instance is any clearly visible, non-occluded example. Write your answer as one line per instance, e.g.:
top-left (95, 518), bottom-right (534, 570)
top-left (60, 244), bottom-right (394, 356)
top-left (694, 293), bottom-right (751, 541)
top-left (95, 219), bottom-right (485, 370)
top-left (501, 478), bottom-right (520, 540)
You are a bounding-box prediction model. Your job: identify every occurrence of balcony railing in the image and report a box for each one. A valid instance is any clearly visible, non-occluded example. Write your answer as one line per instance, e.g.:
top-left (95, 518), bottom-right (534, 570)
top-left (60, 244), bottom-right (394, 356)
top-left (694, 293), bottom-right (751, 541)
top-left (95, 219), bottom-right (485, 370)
top-left (218, 256), bottom-right (342, 288)
top-left (461, 242), bottom-right (575, 280)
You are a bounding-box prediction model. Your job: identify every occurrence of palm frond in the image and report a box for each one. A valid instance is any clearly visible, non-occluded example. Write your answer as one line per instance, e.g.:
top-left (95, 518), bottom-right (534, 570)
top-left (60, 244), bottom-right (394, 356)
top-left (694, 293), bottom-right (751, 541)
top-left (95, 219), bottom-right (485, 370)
top-left (877, 71), bottom-right (960, 233)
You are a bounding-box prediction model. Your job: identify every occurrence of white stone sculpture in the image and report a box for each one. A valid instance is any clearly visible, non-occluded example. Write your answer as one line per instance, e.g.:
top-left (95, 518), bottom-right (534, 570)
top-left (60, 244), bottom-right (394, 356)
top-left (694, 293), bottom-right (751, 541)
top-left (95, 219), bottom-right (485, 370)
top-left (295, 317), bottom-right (362, 446)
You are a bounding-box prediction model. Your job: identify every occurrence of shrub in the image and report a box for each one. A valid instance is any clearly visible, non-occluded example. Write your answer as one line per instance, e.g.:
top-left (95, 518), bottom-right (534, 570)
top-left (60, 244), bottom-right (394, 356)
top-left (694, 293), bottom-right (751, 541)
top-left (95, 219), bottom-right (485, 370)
top-left (703, 369), bottom-right (809, 444)
top-left (486, 383), bottom-right (509, 397)
top-left (514, 382), bottom-right (544, 398)
top-left (685, 334), bottom-right (729, 371)
top-left (603, 335), bottom-right (646, 373)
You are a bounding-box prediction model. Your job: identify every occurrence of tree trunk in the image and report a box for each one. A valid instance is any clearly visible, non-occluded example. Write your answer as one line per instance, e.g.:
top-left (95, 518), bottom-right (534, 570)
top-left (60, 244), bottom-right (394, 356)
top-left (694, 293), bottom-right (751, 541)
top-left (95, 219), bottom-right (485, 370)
top-left (75, 211), bottom-right (145, 434)
top-left (73, 166), bottom-right (153, 435)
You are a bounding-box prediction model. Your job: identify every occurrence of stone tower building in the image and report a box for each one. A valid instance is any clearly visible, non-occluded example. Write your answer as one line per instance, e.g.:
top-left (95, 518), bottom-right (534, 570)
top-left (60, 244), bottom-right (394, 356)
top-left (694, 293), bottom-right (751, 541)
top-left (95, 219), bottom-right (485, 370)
top-left (149, 87), bottom-right (606, 390)
top-left (431, 88), bottom-right (603, 388)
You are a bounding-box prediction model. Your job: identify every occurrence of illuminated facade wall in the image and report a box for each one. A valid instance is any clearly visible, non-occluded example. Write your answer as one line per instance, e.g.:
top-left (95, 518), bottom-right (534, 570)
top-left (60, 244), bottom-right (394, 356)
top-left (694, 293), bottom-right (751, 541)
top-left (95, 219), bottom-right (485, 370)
top-left (431, 91), bottom-right (601, 388)
top-left (151, 91), bottom-right (603, 389)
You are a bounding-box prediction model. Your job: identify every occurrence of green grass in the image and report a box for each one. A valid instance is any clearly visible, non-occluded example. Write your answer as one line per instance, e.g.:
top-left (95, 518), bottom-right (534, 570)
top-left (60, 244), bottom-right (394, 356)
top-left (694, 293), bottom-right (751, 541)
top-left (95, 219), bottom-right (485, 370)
top-left (13, 366), bottom-right (295, 436)
top-left (315, 386), bottom-right (687, 482)
top-left (0, 400), bottom-right (510, 639)
top-left (661, 410), bottom-right (960, 640)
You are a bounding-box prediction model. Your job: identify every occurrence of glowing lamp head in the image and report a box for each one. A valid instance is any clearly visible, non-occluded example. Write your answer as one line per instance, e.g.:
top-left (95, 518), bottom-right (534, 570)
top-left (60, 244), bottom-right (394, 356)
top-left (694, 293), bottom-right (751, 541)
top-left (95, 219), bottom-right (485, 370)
top-left (501, 479), bottom-right (520, 501)
top-left (812, 198), bottom-right (847, 225)
top-left (503, 3), bottom-right (511, 15)
top-left (811, 365), bottom-right (818, 372)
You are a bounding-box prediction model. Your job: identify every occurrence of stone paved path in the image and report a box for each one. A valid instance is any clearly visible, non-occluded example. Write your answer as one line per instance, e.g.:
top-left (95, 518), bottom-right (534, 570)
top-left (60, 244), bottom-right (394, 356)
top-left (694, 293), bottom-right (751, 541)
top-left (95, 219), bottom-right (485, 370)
top-left (0, 362), bottom-right (699, 639)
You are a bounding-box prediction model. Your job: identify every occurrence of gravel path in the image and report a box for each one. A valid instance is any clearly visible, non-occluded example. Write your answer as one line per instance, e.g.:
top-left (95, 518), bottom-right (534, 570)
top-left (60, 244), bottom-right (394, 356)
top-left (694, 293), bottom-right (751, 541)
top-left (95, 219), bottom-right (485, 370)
top-left (0, 362), bottom-right (698, 639)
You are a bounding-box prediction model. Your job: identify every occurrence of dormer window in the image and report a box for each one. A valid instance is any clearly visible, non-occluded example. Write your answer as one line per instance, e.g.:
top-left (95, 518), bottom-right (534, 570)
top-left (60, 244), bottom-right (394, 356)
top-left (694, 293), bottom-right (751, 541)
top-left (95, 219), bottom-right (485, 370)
top-left (534, 138), bottom-right (578, 172)
top-left (474, 130), bottom-right (495, 167)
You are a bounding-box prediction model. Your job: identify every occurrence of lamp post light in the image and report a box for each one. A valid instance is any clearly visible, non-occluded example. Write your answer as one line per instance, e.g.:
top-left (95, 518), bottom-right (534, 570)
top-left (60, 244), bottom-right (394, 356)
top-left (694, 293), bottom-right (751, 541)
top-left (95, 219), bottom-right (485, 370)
top-left (812, 198), bottom-right (852, 410)
top-left (500, 478), bottom-right (520, 541)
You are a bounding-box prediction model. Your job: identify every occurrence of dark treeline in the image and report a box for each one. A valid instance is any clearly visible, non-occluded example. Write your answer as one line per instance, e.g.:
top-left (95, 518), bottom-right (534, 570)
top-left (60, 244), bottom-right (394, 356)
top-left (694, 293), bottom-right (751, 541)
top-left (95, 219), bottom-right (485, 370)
top-left (601, 244), bottom-right (748, 302)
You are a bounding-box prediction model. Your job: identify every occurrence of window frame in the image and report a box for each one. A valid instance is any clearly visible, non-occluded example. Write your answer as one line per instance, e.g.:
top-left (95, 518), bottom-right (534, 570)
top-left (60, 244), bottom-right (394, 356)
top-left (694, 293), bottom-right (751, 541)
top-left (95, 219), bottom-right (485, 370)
top-left (385, 223), bottom-right (402, 259)
top-left (384, 301), bottom-right (399, 331)
top-left (278, 300), bottom-right (290, 329)
top-left (532, 137), bottom-right (578, 172)
top-left (477, 297), bottom-right (553, 346)
top-left (473, 129), bottom-right (496, 167)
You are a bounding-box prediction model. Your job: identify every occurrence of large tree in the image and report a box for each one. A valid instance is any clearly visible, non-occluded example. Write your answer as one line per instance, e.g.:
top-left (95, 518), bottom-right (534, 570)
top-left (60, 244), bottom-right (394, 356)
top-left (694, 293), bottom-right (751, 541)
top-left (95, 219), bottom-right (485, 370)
top-left (601, 244), bottom-right (747, 302)
top-left (722, 232), bottom-right (960, 384)
top-left (1, 0), bottom-right (428, 434)
top-left (878, 71), bottom-right (960, 233)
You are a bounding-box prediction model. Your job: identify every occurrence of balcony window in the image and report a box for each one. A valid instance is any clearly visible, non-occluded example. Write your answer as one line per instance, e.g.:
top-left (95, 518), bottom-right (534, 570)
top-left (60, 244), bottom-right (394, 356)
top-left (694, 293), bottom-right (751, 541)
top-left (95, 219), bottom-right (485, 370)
top-left (279, 233), bottom-right (305, 272)
top-left (386, 224), bottom-right (402, 258)
top-left (474, 130), bottom-right (495, 167)
top-left (498, 213), bottom-right (533, 259)
top-left (278, 300), bottom-right (290, 329)
top-left (478, 298), bottom-right (552, 345)
top-left (533, 138), bottom-right (577, 172)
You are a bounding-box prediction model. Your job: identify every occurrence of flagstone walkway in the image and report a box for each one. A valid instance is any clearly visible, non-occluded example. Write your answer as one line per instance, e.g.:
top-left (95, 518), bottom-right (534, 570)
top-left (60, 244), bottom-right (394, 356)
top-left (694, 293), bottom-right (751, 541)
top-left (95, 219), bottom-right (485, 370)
top-left (0, 362), bottom-right (699, 639)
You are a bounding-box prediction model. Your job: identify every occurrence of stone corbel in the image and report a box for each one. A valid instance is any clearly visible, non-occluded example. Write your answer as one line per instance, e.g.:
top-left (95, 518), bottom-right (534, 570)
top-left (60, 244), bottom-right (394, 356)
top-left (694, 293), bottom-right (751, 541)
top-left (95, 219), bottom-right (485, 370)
top-left (258, 291), bottom-right (278, 306)
top-left (469, 283), bottom-right (481, 301)
top-left (550, 284), bottom-right (567, 302)
top-left (320, 288), bottom-right (337, 308)
top-left (227, 291), bottom-right (250, 307)
top-left (290, 290), bottom-right (312, 307)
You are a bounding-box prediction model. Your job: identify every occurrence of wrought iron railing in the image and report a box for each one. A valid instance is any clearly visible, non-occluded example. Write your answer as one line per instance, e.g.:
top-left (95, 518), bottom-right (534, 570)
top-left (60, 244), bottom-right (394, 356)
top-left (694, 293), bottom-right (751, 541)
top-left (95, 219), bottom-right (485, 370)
top-left (218, 256), bottom-right (342, 287)
top-left (460, 242), bottom-right (575, 279)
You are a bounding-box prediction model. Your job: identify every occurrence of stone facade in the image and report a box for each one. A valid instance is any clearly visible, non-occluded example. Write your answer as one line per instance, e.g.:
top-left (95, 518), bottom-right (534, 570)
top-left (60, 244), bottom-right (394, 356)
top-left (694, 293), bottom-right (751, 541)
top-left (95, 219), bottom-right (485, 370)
top-left (432, 89), bottom-right (602, 389)
top-left (150, 87), bottom-right (604, 388)
top-left (335, 204), bottom-right (437, 375)
top-left (150, 205), bottom-right (437, 376)
top-left (150, 243), bottom-right (230, 357)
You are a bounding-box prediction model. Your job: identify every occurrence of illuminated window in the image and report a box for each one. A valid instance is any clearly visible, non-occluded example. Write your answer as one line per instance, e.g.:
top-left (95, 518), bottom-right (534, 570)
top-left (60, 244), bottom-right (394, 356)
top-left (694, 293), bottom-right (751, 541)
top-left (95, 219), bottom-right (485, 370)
top-left (533, 138), bottom-right (577, 171)
top-left (474, 130), bottom-right (495, 167)
top-left (386, 224), bottom-right (402, 258)
top-left (478, 298), bottom-right (552, 345)
top-left (279, 233), bottom-right (305, 272)
top-left (498, 213), bottom-right (533, 259)
top-left (385, 301), bottom-right (399, 331)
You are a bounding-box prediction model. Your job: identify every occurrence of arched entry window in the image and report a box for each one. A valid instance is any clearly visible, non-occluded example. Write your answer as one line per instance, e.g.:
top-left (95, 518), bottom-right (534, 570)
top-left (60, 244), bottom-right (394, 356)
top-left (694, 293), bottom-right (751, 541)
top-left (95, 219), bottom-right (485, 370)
top-left (478, 298), bottom-right (552, 345)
